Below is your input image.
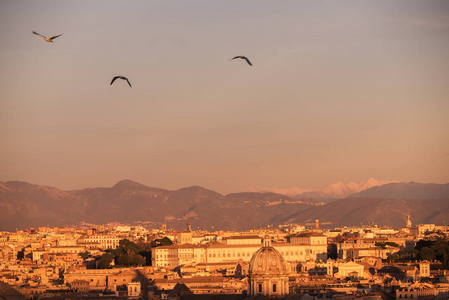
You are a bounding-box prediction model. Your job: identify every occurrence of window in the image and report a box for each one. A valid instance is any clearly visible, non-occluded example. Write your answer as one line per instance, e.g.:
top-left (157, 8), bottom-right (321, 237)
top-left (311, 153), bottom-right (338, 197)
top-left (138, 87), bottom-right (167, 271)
top-left (273, 284), bottom-right (277, 293)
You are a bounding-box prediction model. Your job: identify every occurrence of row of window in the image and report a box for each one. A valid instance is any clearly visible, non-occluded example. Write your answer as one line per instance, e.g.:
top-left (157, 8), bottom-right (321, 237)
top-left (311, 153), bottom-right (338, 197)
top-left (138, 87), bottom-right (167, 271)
top-left (85, 240), bottom-right (118, 243)
top-left (398, 292), bottom-right (436, 298)
top-left (154, 247), bottom-right (321, 262)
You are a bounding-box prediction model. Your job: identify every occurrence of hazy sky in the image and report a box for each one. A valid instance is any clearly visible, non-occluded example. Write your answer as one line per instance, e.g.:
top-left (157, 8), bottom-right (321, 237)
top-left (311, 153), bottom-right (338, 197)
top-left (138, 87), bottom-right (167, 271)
top-left (1, 0), bottom-right (448, 194)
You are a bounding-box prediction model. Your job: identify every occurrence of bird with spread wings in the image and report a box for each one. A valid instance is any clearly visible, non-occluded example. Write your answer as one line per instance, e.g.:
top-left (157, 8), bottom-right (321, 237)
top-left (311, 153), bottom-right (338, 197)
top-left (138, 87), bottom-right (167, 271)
top-left (230, 56), bottom-right (252, 66)
top-left (110, 76), bottom-right (132, 88)
top-left (32, 31), bottom-right (63, 42)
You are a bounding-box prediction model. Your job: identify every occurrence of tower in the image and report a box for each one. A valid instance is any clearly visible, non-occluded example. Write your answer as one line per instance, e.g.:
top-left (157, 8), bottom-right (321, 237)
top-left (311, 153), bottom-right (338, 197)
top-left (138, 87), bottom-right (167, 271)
top-left (406, 215), bottom-right (412, 228)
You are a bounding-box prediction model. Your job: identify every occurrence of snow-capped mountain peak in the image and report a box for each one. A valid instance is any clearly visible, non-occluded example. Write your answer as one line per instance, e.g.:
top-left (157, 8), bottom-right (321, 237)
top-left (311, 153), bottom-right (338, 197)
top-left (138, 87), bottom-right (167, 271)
top-left (246, 178), bottom-right (398, 199)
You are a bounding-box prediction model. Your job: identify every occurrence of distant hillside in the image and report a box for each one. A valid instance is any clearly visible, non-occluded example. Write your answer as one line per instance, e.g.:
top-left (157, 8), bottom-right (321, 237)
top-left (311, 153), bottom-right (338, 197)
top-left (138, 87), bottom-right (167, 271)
top-left (1, 180), bottom-right (447, 231)
top-left (295, 178), bottom-right (397, 200)
top-left (272, 197), bottom-right (449, 229)
top-left (349, 182), bottom-right (449, 199)
top-left (275, 182), bottom-right (449, 228)
top-left (245, 187), bottom-right (311, 198)
top-left (0, 180), bottom-right (315, 231)
top-left (0, 181), bottom-right (85, 230)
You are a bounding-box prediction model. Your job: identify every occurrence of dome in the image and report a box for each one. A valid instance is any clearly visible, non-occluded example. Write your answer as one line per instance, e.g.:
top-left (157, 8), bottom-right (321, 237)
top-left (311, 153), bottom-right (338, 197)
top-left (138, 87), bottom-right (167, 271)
top-left (248, 245), bottom-right (287, 275)
top-left (247, 240), bottom-right (290, 297)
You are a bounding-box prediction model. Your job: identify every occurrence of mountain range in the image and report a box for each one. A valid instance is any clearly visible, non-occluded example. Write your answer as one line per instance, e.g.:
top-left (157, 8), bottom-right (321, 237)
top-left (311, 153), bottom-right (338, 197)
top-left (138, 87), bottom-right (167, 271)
top-left (0, 180), bottom-right (448, 231)
top-left (248, 178), bottom-right (398, 199)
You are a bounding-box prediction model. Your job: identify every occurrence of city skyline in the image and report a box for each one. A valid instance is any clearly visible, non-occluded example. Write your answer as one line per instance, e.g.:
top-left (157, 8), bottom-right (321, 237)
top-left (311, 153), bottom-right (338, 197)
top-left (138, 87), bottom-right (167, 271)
top-left (1, 0), bottom-right (448, 194)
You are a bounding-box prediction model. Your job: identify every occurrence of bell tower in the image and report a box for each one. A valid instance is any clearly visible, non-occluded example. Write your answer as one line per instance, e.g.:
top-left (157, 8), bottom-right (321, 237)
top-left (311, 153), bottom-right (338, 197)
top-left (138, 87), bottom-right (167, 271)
top-left (406, 215), bottom-right (412, 228)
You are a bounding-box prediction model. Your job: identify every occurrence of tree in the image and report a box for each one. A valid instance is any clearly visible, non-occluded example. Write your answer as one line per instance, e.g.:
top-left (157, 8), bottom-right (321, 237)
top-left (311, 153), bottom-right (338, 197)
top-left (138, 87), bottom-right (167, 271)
top-left (431, 239), bottom-right (449, 267)
top-left (116, 253), bottom-right (146, 267)
top-left (397, 250), bottom-right (407, 259)
top-left (106, 239), bottom-right (152, 267)
top-left (414, 239), bottom-right (449, 268)
top-left (79, 251), bottom-right (90, 260)
top-left (97, 253), bottom-right (114, 269)
top-left (116, 254), bottom-right (132, 266)
top-left (408, 249), bottom-right (419, 258)
top-left (415, 240), bottom-right (433, 251)
top-left (335, 235), bottom-right (344, 243)
top-left (385, 242), bottom-right (399, 248)
top-left (375, 242), bottom-right (386, 249)
top-left (387, 254), bottom-right (399, 262)
top-left (420, 247), bottom-right (436, 261)
top-left (378, 266), bottom-right (405, 280)
top-left (112, 239), bottom-right (144, 256)
top-left (155, 237), bottom-right (173, 246)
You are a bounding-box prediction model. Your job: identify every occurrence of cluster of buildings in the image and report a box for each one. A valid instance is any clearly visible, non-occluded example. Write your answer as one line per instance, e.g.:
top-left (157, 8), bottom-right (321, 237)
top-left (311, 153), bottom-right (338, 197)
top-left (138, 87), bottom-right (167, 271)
top-left (0, 218), bottom-right (448, 299)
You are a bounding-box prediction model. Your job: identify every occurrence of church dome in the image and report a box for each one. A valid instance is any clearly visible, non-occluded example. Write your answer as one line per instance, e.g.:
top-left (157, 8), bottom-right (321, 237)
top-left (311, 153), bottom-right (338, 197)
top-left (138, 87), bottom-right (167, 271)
top-left (248, 244), bottom-right (287, 275)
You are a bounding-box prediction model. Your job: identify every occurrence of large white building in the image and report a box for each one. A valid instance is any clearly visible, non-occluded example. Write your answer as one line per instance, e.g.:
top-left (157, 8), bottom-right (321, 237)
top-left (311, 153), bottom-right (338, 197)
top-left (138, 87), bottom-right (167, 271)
top-left (222, 235), bottom-right (262, 245)
top-left (80, 234), bottom-right (120, 249)
top-left (152, 234), bottom-right (327, 269)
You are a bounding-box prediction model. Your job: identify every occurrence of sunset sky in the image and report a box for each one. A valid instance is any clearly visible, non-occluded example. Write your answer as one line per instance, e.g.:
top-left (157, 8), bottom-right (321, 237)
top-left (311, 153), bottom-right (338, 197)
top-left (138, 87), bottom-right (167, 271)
top-left (1, 0), bottom-right (448, 194)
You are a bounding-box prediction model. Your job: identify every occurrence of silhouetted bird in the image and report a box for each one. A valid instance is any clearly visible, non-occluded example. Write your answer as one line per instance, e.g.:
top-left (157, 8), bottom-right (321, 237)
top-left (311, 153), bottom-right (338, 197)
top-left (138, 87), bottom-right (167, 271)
top-left (230, 56), bottom-right (252, 66)
top-left (110, 76), bottom-right (132, 87)
top-left (32, 31), bottom-right (63, 42)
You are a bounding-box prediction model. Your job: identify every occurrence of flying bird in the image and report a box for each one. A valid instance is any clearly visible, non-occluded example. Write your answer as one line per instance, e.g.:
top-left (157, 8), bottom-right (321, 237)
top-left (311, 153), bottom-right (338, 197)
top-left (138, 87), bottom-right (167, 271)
top-left (110, 76), bottom-right (132, 87)
top-left (230, 56), bottom-right (252, 66)
top-left (32, 31), bottom-right (63, 42)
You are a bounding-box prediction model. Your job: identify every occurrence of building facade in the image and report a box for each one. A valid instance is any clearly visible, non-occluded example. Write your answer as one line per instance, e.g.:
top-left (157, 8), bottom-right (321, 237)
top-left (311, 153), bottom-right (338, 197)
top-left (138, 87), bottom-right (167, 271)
top-left (152, 240), bottom-right (328, 269)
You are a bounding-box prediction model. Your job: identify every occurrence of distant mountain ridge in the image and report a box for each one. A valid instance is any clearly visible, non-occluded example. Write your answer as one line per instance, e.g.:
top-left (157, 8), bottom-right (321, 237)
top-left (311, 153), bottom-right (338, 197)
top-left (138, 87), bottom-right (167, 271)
top-left (249, 178), bottom-right (397, 199)
top-left (273, 197), bottom-right (449, 229)
top-left (349, 182), bottom-right (449, 199)
top-left (245, 187), bottom-right (311, 198)
top-left (275, 181), bottom-right (449, 228)
top-left (0, 180), bottom-right (448, 231)
top-left (0, 180), bottom-right (315, 231)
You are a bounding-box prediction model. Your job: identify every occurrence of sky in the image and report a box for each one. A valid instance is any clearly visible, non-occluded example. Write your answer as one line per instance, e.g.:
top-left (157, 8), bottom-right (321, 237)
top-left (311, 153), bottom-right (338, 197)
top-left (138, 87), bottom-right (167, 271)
top-left (0, 0), bottom-right (448, 194)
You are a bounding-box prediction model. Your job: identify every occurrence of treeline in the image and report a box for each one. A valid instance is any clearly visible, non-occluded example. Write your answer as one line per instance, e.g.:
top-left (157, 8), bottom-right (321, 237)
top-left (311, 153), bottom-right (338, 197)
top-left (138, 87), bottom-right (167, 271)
top-left (86, 238), bottom-right (174, 269)
top-left (415, 238), bottom-right (449, 268)
top-left (98, 239), bottom-right (150, 268)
